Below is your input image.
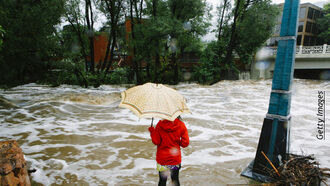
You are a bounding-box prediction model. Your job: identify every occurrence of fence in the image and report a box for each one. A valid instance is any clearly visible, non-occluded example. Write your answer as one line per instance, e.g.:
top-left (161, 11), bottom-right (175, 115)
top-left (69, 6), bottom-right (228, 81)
top-left (270, 44), bottom-right (330, 55)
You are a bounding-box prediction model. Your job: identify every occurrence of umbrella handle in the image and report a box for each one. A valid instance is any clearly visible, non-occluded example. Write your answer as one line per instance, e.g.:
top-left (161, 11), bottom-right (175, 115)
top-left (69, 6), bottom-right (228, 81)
top-left (151, 118), bottom-right (154, 127)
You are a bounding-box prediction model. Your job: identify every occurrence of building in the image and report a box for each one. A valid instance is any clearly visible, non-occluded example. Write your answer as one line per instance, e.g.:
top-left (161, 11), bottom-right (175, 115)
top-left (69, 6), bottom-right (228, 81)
top-left (267, 3), bottom-right (323, 46)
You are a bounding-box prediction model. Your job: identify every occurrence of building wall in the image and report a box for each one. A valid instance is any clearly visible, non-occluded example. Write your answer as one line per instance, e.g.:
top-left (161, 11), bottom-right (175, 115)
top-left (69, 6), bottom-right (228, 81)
top-left (93, 33), bottom-right (110, 66)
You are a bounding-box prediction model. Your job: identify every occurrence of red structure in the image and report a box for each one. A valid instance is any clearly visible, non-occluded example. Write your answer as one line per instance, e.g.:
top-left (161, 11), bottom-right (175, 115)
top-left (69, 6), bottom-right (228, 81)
top-left (93, 33), bottom-right (110, 66)
top-left (89, 33), bottom-right (124, 70)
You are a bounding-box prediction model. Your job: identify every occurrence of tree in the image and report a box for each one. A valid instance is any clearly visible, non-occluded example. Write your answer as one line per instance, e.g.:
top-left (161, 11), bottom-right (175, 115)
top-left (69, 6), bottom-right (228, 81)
top-left (85, 0), bottom-right (96, 72)
top-left (195, 0), bottom-right (279, 83)
top-left (316, 3), bottom-right (330, 44)
top-left (217, 0), bottom-right (231, 42)
top-left (130, 0), bottom-right (210, 84)
top-left (221, 0), bottom-right (278, 69)
top-left (222, 0), bottom-right (244, 68)
top-left (193, 41), bottom-right (221, 84)
top-left (98, 0), bottom-right (125, 76)
top-left (56, 24), bottom-right (89, 87)
top-left (64, 0), bottom-right (90, 72)
top-left (0, 25), bottom-right (4, 51)
top-left (167, 0), bottom-right (211, 83)
top-left (0, 0), bottom-right (64, 86)
top-left (129, 0), bottom-right (143, 84)
top-left (236, 0), bottom-right (279, 65)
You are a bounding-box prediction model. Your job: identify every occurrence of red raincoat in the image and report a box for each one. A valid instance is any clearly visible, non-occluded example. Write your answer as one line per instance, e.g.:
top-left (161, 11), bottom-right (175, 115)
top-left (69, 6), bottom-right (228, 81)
top-left (148, 118), bottom-right (189, 165)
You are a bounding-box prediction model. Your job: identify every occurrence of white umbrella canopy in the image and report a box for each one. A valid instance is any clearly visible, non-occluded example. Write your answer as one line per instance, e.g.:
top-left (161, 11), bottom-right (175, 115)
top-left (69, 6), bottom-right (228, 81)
top-left (119, 83), bottom-right (190, 121)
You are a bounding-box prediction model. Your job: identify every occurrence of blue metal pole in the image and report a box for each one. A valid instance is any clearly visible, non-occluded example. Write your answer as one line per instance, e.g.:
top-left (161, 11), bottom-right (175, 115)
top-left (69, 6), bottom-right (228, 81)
top-left (241, 0), bottom-right (300, 181)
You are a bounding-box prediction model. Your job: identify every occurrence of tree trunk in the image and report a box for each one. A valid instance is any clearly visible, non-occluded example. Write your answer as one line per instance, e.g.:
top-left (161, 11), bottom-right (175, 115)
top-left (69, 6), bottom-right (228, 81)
top-left (85, 0), bottom-right (95, 73)
top-left (217, 0), bottom-right (228, 41)
top-left (105, 31), bottom-right (117, 73)
top-left (101, 0), bottom-right (115, 72)
top-left (130, 0), bottom-right (141, 84)
top-left (139, 0), bottom-right (143, 20)
top-left (102, 0), bottom-right (122, 78)
top-left (101, 30), bottom-right (112, 72)
top-left (223, 0), bottom-right (242, 68)
top-left (170, 3), bottom-right (180, 84)
top-left (152, 0), bottom-right (160, 83)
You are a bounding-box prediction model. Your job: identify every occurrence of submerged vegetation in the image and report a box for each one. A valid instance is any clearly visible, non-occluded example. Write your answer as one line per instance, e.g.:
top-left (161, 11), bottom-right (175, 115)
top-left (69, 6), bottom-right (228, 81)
top-left (0, 0), bottom-right (282, 87)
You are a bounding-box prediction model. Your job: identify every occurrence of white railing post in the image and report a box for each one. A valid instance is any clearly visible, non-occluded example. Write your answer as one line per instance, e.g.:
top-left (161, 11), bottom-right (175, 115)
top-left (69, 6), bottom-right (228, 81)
top-left (298, 45), bottom-right (302, 54)
top-left (323, 44), bottom-right (327, 54)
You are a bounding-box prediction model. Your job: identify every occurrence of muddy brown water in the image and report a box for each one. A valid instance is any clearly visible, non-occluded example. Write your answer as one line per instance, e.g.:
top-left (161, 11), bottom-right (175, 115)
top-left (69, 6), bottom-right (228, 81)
top-left (0, 80), bottom-right (329, 185)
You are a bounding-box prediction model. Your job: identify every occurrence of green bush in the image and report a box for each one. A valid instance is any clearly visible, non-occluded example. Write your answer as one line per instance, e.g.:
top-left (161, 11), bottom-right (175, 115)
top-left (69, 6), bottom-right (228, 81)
top-left (193, 41), bottom-right (222, 84)
top-left (105, 67), bottom-right (131, 84)
top-left (40, 58), bottom-right (133, 87)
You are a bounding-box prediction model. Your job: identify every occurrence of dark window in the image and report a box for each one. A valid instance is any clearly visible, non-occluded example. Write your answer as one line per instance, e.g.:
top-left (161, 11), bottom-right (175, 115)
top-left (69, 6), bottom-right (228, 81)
top-left (311, 23), bottom-right (318, 34)
top-left (298, 21), bottom-right (304, 32)
top-left (316, 37), bottom-right (323, 45)
top-left (297, 35), bottom-right (302, 45)
top-left (314, 10), bottom-right (320, 19)
top-left (307, 7), bottom-right (314, 19)
top-left (305, 21), bottom-right (312, 33)
top-left (310, 37), bottom-right (316, 46)
top-left (304, 36), bottom-right (311, 46)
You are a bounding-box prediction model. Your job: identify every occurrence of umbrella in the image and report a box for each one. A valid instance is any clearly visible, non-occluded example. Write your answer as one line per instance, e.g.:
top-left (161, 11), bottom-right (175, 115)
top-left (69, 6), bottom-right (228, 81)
top-left (119, 82), bottom-right (190, 122)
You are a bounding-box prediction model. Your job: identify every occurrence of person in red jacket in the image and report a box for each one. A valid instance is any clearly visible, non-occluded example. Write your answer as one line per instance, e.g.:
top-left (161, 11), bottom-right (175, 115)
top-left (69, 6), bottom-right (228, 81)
top-left (148, 116), bottom-right (189, 186)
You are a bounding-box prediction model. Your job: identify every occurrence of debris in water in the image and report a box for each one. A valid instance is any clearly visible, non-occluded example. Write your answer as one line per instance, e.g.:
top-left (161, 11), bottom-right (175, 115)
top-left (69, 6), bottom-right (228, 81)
top-left (265, 154), bottom-right (330, 185)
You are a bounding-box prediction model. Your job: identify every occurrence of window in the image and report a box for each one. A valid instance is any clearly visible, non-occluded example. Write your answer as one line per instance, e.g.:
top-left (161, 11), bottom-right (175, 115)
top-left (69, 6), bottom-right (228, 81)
top-left (297, 35), bottom-right (302, 45)
top-left (299, 7), bottom-right (306, 19)
top-left (311, 23), bottom-right (318, 34)
top-left (305, 21), bottom-right (312, 33)
top-left (316, 37), bottom-right (323, 45)
top-left (310, 37), bottom-right (316, 46)
top-left (314, 10), bottom-right (320, 19)
top-left (304, 36), bottom-right (311, 46)
top-left (298, 21), bottom-right (304, 32)
top-left (307, 7), bottom-right (314, 19)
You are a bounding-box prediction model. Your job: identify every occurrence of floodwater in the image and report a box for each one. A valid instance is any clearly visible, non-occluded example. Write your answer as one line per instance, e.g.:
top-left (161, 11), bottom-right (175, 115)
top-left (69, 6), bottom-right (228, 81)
top-left (0, 79), bottom-right (329, 185)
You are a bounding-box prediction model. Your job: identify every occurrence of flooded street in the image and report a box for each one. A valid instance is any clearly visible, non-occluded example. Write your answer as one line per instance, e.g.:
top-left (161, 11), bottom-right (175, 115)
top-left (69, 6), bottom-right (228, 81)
top-left (0, 79), bottom-right (329, 185)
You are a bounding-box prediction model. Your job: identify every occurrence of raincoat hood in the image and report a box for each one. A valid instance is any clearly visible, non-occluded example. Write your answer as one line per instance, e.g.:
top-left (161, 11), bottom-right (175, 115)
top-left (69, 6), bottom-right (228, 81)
top-left (158, 118), bottom-right (180, 132)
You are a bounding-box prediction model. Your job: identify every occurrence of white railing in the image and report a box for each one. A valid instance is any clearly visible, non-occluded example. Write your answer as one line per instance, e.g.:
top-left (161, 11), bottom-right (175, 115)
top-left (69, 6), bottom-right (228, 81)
top-left (270, 44), bottom-right (330, 55)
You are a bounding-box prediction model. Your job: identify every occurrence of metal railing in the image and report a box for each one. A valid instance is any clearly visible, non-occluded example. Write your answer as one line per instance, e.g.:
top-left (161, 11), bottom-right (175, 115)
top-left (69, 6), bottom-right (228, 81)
top-left (270, 44), bottom-right (330, 55)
